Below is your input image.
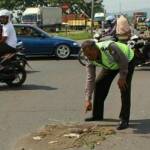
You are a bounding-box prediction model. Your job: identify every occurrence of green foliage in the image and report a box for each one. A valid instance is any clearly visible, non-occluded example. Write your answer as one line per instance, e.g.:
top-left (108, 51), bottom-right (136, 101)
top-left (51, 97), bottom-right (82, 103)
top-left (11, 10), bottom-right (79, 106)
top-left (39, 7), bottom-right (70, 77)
top-left (24, 0), bottom-right (48, 7)
top-left (0, 0), bottom-right (48, 9)
top-left (0, 0), bottom-right (104, 17)
top-left (0, 0), bottom-right (23, 9)
top-left (48, 0), bottom-right (104, 17)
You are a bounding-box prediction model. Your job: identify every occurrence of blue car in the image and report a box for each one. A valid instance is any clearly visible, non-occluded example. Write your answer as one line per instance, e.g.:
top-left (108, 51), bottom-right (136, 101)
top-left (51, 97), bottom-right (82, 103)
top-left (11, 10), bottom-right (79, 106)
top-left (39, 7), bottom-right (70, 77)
top-left (14, 24), bottom-right (81, 59)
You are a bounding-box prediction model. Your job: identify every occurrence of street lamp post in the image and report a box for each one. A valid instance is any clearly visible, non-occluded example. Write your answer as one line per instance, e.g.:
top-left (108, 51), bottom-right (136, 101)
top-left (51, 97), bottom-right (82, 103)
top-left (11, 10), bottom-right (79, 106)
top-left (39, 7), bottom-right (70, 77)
top-left (91, 0), bottom-right (94, 36)
top-left (84, 0), bottom-right (94, 36)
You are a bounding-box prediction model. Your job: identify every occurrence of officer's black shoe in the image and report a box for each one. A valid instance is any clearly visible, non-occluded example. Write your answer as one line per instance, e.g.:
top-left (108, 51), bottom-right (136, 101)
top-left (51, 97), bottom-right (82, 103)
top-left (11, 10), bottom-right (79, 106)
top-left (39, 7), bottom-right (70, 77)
top-left (117, 120), bottom-right (129, 130)
top-left (85, 117), bottom-right (103, 122)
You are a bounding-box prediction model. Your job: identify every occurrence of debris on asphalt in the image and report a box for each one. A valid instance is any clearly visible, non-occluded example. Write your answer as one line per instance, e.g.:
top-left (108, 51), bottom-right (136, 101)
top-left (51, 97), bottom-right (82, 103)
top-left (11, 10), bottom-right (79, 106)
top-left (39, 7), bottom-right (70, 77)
top-left (63, 133), bottom-right (80, 138)
top-left (32, 136), bottom-right (42, 141)
top-left (15, 123), bottom-right (116, 150)
top-left (48, 140), bottom-right (58, 144)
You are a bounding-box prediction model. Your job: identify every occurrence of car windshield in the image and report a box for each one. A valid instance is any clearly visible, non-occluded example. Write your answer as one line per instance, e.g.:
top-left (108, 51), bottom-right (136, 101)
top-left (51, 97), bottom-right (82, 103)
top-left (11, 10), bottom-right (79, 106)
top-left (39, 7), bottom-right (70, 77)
top-left (34, 26), bottom-right (51, 37)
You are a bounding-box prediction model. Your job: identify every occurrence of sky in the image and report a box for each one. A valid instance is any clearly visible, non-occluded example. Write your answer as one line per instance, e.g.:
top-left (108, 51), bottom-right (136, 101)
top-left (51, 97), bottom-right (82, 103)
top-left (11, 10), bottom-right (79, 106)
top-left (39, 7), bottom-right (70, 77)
top-left (103, 0), bottom-right (150, 13)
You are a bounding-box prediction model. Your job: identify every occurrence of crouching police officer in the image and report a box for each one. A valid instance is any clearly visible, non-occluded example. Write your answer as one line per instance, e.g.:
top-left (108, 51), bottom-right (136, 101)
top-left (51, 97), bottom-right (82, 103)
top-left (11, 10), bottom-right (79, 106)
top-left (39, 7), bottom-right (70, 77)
top-left (81, 40), bottom-right (136, 130)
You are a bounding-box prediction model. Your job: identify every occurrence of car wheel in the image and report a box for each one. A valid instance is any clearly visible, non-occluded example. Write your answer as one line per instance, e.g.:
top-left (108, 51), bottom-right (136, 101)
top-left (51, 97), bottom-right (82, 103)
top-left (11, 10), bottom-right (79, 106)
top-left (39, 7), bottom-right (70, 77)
top-left (55, 44), bottom-right (71, 59)
top-left (78, 50), bottom-right (88, 66)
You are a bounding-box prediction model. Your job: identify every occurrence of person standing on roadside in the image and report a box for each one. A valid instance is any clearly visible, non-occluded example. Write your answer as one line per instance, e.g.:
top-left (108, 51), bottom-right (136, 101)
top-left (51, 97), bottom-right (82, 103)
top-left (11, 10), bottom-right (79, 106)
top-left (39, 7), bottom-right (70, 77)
top-left (81, 40), bottom-right (136, 130)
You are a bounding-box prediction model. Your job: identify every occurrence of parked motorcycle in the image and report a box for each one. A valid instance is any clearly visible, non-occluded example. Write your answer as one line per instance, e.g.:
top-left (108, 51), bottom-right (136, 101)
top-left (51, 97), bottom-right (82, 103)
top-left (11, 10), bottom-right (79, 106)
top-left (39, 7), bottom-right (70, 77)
top-left (0, 43), bottom-right (27, 87)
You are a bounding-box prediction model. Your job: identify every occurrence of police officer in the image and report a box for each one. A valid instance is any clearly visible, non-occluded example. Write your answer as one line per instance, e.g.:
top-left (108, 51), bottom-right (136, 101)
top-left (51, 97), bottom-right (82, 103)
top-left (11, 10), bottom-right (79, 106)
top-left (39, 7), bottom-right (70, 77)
top-left (82, 40), bottom-right (136, 130)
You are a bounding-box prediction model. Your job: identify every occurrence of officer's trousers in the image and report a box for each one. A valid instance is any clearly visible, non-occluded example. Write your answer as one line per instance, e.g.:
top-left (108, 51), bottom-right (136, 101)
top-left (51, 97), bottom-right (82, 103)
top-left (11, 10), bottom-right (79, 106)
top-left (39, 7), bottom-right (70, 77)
top-left (92, 56), bottom-right (136, 121)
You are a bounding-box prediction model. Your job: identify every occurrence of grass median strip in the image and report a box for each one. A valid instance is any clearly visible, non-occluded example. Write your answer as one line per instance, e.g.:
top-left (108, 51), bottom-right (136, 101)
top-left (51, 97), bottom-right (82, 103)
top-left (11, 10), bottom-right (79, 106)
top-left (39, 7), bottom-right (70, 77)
top-left (51, 31), bottom-right (92, 40)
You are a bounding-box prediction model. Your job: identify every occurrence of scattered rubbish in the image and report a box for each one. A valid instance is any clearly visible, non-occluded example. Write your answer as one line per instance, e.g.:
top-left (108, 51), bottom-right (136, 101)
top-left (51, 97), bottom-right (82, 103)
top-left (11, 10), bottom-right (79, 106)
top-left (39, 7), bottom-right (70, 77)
top-left (63, 133), bottom-right (80, 138)
top-left (83, 128), bottom-right (89, 132)
top-left (48, 140), bottom-right (58, 144)
top-left (16, 123), bottom-right (116, 150)
top-left (68, 128), bottom-right (84, 134)
top-left (32, 136), bottom-right (42, 140)
top-left (97, 141), bottom-right (101, 145)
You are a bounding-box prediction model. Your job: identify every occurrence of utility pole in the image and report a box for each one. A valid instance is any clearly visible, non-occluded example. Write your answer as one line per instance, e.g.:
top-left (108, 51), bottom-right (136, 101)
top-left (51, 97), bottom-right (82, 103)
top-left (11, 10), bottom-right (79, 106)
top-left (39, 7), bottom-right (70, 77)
top-left (84, 0), bottom-right (95, 36)
top-left (91, 0), bottom-right (94, 36)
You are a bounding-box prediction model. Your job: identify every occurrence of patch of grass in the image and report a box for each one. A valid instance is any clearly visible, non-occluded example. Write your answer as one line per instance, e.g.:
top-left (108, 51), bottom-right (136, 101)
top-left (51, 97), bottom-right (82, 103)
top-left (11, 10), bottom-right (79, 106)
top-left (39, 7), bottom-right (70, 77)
top-left (51, 31), bottom-right (92, 40)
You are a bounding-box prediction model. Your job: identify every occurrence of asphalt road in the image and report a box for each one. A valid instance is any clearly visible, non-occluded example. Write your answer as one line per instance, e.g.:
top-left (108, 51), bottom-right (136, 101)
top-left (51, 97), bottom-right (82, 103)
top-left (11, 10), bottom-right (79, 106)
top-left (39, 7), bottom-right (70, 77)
top-left (0, 59), bottom-right (150, 150)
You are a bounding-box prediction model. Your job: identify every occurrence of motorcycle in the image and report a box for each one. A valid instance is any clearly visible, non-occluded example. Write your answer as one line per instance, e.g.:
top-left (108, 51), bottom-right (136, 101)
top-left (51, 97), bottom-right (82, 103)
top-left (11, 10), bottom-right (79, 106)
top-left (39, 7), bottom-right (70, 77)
top-left (0, 42), bottom-right (29, 68)
top-left (0, 43), bottom-right (27, 87)
top-left (78, 50), bottom-right (89, 66)
top-left (127, 35), bottom-right (150, 67)
top-left (15, 41), bottom-right (28, 68)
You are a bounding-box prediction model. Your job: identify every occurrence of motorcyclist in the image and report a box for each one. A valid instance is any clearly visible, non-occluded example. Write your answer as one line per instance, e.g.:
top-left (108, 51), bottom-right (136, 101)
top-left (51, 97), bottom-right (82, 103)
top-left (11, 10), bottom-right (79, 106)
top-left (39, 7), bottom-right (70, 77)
top-left (0, 9), bottom-right (17, 69)
top-left (104, 15), bottom-right (117, 38)
top-left (0, 9), bottom-right (17, 57)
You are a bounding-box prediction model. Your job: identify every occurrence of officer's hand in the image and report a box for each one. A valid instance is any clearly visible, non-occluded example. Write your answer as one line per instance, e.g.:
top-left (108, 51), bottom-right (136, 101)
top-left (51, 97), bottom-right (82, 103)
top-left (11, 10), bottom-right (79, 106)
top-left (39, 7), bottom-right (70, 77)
top-left (85, 100), bottom-right (92, 113)
top-left (117, 78), bottom-right (127, 91)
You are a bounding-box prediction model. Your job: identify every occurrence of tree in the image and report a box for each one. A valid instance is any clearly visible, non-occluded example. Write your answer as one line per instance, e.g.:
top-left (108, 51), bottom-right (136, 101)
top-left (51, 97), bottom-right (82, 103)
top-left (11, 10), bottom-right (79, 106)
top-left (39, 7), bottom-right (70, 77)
top-left (0, 0), bottom-right (104, 16)
top-left (48, 0), bottom-right (104, 17)
top-left (0, 0), bottom-right (23, 10)
top-left (24, 0), bottom-right (48, 7)
top-left (0, 0), bottom-right (48, 10)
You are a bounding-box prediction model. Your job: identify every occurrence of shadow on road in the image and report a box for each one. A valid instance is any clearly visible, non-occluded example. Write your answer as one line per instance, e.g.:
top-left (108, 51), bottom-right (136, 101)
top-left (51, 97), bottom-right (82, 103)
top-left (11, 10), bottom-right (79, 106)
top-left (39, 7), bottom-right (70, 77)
top-left (130, 119), bottom-right (150, 134)
top-left (135, 67), bottom-right (150, 71)
top-left (0, 84), bottom-right (58, 91)
top-left (26, 70), bottom-right (41, 74)
top-left (27, 56), bottom-right (78, 61)
top-left (100, 119), bottom-right (150, 134)
top-left (83, 118), bottom-right (150, 134)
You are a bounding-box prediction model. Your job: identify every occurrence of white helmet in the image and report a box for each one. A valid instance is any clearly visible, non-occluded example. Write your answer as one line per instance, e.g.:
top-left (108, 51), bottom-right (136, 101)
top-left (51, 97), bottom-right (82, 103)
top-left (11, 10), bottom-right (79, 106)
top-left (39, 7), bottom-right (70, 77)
top-left (130, 35), bottom-right (139, 41)
top-left (0, 9), bottom-right (11, 17)
top-left (105, 15), bottom-right (115, 22)
top-left (93, 33), bottom-right (100, 39)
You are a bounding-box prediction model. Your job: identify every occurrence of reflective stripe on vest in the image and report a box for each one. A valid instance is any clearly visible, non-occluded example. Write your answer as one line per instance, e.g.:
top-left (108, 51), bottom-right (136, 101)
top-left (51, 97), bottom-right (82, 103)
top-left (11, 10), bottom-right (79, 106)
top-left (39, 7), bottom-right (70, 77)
top-left (91, 40), bottom-right (134, 70)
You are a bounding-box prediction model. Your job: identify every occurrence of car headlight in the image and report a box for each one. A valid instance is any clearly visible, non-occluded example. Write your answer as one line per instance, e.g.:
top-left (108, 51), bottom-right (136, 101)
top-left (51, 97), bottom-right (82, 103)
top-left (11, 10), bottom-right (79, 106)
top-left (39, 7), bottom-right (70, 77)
top-left (73, 42), bottom-right (79, 46)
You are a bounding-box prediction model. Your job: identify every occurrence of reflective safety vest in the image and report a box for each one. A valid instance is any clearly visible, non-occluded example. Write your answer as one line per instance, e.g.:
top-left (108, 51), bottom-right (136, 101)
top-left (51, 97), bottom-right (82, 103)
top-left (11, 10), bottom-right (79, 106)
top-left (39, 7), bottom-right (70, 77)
top-left (91, 40), bottom-right (134, 70)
